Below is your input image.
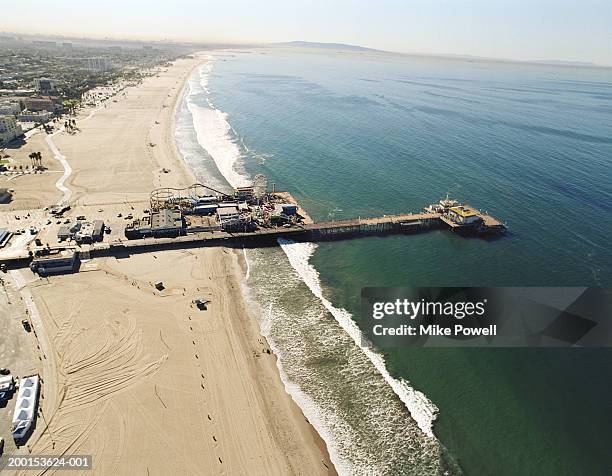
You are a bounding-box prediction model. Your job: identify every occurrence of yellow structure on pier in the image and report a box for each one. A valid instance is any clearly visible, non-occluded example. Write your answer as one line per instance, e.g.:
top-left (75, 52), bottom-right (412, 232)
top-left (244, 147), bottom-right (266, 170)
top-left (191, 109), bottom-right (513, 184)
top-left (448, 205), bottom-right (481, 225)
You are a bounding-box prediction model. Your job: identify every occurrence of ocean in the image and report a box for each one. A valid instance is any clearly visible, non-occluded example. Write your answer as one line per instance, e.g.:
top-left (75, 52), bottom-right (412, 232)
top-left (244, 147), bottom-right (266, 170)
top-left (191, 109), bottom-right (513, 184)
top-left (175, 47), bottom-right (612, 475)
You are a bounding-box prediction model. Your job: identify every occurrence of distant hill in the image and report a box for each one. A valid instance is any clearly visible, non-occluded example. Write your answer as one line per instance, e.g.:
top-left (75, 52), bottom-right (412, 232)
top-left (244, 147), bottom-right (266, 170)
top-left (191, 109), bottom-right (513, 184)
top-left (271, 41), bottom-right (608, 68)
top-left (530, 59), bottom-right (598, 67)
top-left (274, 41), bottom-right (384, 53)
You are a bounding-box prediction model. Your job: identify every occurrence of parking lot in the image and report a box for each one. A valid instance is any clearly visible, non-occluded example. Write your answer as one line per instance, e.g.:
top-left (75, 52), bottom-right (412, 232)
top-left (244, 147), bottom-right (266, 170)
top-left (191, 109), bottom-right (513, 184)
top-left (32, 200), bottom-right (151, 248)
top-left (0, 273), bottom-right (42, 458)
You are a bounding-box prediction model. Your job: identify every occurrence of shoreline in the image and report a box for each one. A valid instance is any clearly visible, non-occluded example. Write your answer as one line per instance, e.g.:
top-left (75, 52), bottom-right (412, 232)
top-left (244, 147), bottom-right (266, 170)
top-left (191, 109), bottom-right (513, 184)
top-left (176, 51), bottom-right (446, 473)
top-left (4, 54), bottom-right (336, 474)
top-left (173, 53), bottom-right (339, 473)
top-left (170, 56), bottom-right (343, 469)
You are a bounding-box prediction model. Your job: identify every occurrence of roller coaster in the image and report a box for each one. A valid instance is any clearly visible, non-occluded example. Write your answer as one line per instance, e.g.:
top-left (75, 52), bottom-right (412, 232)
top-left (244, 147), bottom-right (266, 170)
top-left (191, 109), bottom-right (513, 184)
top-left (149, 183), bottom-right (233, 210)
top-left (150, 174), bottom-right (268, 211)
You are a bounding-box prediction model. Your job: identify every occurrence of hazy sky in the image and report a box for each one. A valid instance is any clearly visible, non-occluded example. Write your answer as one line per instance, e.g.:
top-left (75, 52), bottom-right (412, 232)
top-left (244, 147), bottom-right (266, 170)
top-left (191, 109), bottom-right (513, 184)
top-left (3, 0), bottom-right (611, 65)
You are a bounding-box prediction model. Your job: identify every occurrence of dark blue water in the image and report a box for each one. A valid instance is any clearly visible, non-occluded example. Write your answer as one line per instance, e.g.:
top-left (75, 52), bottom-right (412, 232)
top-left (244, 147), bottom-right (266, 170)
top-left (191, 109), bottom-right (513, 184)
top-left (180, 47), bottom-right (612, 475)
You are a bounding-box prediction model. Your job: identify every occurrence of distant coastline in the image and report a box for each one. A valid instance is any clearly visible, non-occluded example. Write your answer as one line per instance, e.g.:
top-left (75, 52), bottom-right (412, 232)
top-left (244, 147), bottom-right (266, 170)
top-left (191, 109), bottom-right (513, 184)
top-left (271, 40), bottom-right (610, 69)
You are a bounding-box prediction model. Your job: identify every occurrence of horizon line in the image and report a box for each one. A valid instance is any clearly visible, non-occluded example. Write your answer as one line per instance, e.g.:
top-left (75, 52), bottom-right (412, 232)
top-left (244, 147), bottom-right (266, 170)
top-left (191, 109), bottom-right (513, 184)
top-left (1, 29), bottom-right (610, 69)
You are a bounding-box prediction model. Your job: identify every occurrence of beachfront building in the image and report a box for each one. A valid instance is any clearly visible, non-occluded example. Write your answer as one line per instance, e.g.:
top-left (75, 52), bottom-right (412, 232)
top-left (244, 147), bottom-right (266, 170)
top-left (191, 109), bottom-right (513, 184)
top-left (0, 101), bottom-right (21, 115)
top-left (125, 209), bottom-right (185, 239)
top-left (74, 220), bottom-right (105, 243)
top-left (23, 96), bottom-right (62, 113)
top-left (16, 110), bottom-right (53, 123)
top-left (0, 115), bottom-right (23, 145)
top-left (30, 251), bottom-right (80, 276)
top-left (36, 78), bottom-right (57, 95)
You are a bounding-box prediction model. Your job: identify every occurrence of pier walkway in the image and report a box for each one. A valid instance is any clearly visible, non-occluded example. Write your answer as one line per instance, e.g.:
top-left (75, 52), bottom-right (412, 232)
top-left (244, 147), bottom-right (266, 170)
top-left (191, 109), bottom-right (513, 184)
top-left (93, 212), bottom-right (443, 257)
top-left (0, 209), bottom-right (505, 270)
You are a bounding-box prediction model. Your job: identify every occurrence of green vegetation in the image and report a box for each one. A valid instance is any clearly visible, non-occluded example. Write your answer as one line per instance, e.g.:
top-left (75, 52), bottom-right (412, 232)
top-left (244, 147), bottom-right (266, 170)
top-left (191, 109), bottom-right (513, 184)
top-left (28, 151), bottom-right (43, 168)
top-left (62, 99), bottom-right (80, 112)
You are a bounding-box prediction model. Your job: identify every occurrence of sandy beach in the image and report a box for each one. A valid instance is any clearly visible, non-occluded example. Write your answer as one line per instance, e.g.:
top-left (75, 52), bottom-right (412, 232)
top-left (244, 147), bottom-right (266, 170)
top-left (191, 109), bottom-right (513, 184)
top-left (1, 55), bottom-right (335, 475)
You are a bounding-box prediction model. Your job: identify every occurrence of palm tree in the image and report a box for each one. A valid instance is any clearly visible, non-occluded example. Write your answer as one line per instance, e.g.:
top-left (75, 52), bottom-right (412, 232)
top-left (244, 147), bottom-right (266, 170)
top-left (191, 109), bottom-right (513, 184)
top-left (29, 152), bottom-right (43, 168)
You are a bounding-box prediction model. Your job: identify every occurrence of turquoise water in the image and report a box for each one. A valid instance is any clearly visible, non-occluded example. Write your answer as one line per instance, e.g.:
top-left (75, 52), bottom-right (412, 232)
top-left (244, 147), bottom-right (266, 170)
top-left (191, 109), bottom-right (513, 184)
top-left (176, 48), bottom-right (612, 475)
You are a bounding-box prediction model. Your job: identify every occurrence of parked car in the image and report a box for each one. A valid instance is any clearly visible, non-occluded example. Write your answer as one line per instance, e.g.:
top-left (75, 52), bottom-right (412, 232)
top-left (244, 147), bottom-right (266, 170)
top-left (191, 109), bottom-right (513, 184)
top-left (0, 374), bottom-right (15, 402)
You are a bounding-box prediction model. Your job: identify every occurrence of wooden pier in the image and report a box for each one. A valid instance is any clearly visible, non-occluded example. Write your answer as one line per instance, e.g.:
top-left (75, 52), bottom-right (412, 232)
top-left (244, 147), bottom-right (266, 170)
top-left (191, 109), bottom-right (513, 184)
top-left (438, 206), bottom-right (506, 235)
top-left (89, 212), bottom-right (444, 257)
top-left (0, 208), bottom-right (505, 270)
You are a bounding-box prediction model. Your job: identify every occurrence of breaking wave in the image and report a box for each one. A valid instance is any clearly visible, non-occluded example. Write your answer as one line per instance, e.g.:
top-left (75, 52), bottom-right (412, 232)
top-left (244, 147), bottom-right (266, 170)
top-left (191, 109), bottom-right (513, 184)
top-left (176, 55), bottom-right (447, 474)
top-left (185, 60), bottom-right (251, 188)
top-left (277, 238), bottom-right (439, 437)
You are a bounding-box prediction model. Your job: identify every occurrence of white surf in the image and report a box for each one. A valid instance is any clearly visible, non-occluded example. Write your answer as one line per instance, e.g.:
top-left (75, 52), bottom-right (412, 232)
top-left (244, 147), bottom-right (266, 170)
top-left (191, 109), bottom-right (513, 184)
top-left (278, 238), bottom-right (439, 438)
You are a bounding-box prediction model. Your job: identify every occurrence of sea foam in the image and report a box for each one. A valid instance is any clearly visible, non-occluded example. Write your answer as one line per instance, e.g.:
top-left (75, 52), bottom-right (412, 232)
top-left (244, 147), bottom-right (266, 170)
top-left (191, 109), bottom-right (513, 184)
top-left (186, 61), bottom-right (251, 188)
top-left (277, 238), bottom-right (439, 438)
top-left (178, 57), bottom-right (439, 462)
